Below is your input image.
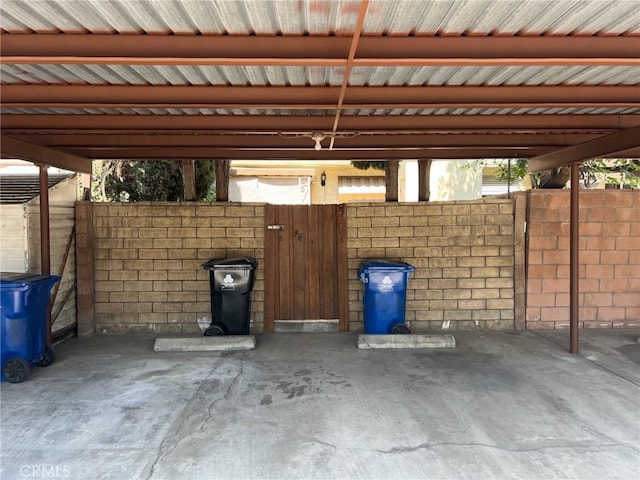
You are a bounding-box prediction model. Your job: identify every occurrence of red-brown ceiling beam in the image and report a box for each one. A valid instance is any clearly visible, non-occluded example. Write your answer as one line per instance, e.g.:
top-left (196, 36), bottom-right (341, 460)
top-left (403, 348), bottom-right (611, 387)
top-left (4, 57), bottom-right (637, 67)
top-left (0, 34), bottom-right (353, 59)
top-left (6, 102), bottom-right (638, 110)
top-left (0, 85), bottom-right (335, 105)
top-left (614, 146), bottom-right (640, 157)
top-left (330, 0), bottom-right (369, 149)
top-left (0, 128), bottom-right (619, 137)
top-left (1, 103), bottom-right (340, 110)
top-left (2, 34), bottom-right (638, 61)
top-left (528, 126), bottom-right (640, 173)
top-left (351, 58), bottom-right (640, 67)
top-left (0, 135), bottom-right (92, 173)
top-left (3, 114), bottom-right (639, 132)
top-left (343, 86), bottom-right (640, 106)
top-left (3, 57), bottom-right (346, 67)
top-left (59, 146), bottom-right (557, 160)
top-left (16, 133), bottom-right (601, 148)
top-left (55, 146), bottom-right (640, 160)
top-left (3, 85), bottom-right (637, 107)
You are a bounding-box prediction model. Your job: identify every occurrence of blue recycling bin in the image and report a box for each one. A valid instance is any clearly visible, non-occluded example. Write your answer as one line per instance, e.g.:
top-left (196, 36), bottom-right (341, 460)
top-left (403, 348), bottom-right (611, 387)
top-left (1, 273), bottom-right (60, 383)
top-left (359, 260), bottom-right (415, 334)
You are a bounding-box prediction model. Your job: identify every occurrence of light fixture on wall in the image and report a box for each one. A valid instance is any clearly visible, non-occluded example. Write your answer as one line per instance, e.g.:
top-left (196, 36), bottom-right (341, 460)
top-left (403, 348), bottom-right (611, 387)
top-left (311, 132), bottom-right (325, 151)
top-left (320, 171), bottom-right (327, 187)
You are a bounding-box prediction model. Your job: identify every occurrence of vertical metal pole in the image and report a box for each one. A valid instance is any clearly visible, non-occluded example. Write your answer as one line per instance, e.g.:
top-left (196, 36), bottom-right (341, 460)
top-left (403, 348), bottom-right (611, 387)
top-left (39, 163), bottom-right (52, 346)
top-left (570, 161), bottom-right (580, 354)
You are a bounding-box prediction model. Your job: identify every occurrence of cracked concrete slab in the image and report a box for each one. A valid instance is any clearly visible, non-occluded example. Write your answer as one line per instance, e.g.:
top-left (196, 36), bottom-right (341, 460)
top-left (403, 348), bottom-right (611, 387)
top-left (1, 330), bottom-right (639, 480)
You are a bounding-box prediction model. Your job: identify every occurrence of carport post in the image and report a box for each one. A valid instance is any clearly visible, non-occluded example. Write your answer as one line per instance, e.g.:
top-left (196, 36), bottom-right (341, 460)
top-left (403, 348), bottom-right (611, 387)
top-left (38, 163), bottom-right (52, 346)
top-left (385, 160), bottom-right (399, 202)
top-left (570, 161), bottom-right (580, 354)
top-left (216, 159), bottom-right (230, 202)
top-left (418, 159), bottom-right (431, 201)
top-left (38, 163), bottom-right (51, 276)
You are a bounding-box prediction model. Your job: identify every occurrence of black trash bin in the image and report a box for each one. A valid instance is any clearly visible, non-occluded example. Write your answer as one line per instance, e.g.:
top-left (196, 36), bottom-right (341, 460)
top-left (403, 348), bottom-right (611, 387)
top-left (202, 258), bottom-right (258, 336)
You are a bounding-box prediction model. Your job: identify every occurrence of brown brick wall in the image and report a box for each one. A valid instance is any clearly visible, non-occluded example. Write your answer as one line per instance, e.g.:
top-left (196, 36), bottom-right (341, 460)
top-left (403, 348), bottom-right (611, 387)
top-left (526, 190), bottom-right (640, 329)
top-left (89, 202), bottom-right (264, 334)
top-left (347, 199), bottom-right (515, 332)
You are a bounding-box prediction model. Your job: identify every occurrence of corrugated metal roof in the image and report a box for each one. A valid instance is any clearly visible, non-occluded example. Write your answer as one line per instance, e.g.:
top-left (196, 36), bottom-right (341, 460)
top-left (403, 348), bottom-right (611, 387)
top-left (365, 0), bottom-right (640, 35)
top-left (349, 66), bottom-right (640, 87)
top-left (1, 1), bottom-right (638, 164)
top-left (0, 64), bottom-right (345, 86)
top-left (344, 106), bottom-right (640, 116)
top-left (3, 106), bottom-right (640, 117)
top-left (3, 64), bottom-right (639, 87)
top-left (2, 0), bottom-right (639, 35)
top-left (0, 107), bottom-right (338, 116)
top-left (0, 173), bottom-right (73, 204)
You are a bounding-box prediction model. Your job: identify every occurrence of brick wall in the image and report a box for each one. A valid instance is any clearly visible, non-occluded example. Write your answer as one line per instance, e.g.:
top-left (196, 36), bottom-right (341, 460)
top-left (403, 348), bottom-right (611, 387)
top-left (347, 200), bottom-right (515, 332)
top-left (85, 202), bottom-right (264, 334)
top-left (526, 190), bottom-right (640, 329)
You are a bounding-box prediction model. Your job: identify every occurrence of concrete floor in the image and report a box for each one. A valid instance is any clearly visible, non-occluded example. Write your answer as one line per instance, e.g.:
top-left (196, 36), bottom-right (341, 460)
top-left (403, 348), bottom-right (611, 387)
top-left (1, 330), bottom-right (639, 480)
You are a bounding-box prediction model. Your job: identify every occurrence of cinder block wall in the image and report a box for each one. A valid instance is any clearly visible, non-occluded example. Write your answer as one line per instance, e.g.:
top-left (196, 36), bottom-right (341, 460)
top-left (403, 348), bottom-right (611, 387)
top-left (346, 200), bottom-right (515, 332)
top-left (89, 202), bottom-right (264, 334)
top-left (526, 190), bottom-right (640, 329)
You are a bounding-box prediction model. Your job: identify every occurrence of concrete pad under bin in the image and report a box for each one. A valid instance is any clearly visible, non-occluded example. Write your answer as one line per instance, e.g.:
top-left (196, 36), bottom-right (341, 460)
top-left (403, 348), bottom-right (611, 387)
top-left (357, 334), bottom-right (456, 349)
top-left (154, 336), bottom-right (256, 352)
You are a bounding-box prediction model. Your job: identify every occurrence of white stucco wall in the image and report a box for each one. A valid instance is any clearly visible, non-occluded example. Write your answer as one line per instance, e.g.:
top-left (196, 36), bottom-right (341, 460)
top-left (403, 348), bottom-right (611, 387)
top-left (429, 160), bottom-right (482, 201)
top-left (0, 204), bottom-right (28, 272)
top-left (398, 160), bottom-right (482, 202)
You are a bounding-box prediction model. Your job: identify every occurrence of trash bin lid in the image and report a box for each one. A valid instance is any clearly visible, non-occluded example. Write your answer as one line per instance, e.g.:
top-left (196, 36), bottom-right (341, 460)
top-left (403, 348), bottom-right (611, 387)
top-left (202, 257), bottom-right (258, 270)
top-left (0, 273), bottom-right (61, 289)
top-left (359, 260), bottom-right (415, 274)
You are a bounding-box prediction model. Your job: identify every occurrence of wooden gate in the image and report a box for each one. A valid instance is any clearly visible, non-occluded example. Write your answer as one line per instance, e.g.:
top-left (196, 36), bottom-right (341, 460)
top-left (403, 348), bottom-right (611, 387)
top-left (264, 204), bottom-right (348, 331)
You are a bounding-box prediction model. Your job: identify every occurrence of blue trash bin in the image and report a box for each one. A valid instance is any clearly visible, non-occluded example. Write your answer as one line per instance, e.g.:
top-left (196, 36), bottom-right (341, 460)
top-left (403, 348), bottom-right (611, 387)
top-left (1, 273), bottom-right (60, 383)
top-left (359, 260), bottom-right (415, 334)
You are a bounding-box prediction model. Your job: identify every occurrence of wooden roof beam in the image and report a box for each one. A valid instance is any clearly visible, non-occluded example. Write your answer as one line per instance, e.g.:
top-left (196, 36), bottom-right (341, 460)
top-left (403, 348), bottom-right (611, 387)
top-left (0, 135), bottom-right (93, 173)
top-left (527, 126), bottom-right (640, 173)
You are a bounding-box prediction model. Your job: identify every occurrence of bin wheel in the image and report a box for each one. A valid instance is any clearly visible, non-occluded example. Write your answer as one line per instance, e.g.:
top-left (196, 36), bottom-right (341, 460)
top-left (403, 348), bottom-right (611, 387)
top-left (391, 324), bottom-right (411, 335)
top-left (39, 346), bottom-right (56, 367)
top-left (204, 322), bottom-right (227, 336)
top-left (3, 358), bottom-right (30, 383)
